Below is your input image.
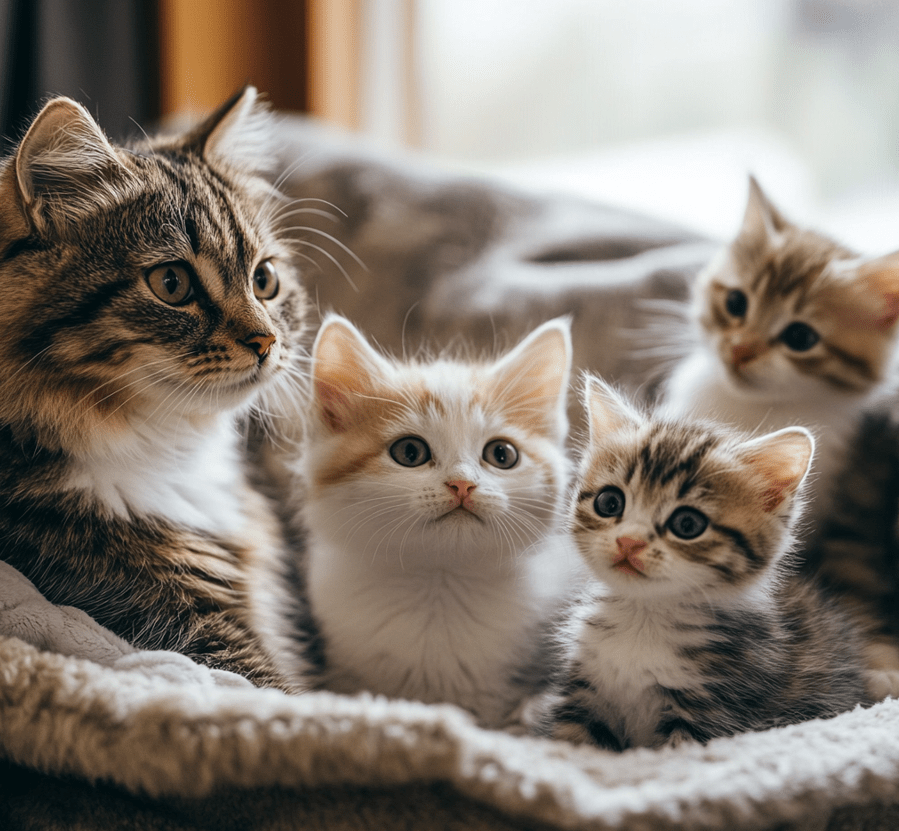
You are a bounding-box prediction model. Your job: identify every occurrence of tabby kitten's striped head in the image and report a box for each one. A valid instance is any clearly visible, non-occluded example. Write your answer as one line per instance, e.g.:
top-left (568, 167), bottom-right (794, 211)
top-left (0, 88), bottom-right (307, 452)
top-left (692, 176), bottom-right (899, 398)
top-left (573, 376), bottom-right (813, 598)
top-left (302, 315), bottom-right (572, 569)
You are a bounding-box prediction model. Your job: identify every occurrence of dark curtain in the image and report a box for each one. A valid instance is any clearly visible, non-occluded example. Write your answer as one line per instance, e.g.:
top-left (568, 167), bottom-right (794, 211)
top-left (0, 0), bottom-right (159, 153)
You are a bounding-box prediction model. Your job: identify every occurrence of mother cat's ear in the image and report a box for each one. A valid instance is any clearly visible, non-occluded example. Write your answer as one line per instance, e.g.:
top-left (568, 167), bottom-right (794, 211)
top-left (179, 86), bottom-right (275, 172)
top-left (1, 96), bottom-right (132, 237)
top-left (310, 315), bottom-right (392, 433)
top-left (582, 375), bottom-right (644, 440)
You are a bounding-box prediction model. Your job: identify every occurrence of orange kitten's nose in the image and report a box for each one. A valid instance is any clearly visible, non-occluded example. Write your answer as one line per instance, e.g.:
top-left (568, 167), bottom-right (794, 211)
top-left (731, 341), bottom-right (761, 368)
top-left (616, 536), bottom-right (647, 558)
top-left (446, 480), bottom-right (476, 501)
top-left (239, 332), bottom-right (277, 358)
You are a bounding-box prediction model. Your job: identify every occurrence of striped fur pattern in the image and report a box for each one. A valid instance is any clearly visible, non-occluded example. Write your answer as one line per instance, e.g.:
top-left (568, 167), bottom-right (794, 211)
top-left (0, 89), bottom-right (311, 689)
top-left (294, 315), bottom-right (579, 727)
top-left (660, 176), bottom-right (899, 537)
top-left (543, 377), bottom-right (869, 750)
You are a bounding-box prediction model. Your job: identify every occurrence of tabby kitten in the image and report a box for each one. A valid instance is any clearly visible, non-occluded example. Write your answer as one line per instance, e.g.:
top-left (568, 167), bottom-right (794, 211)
top-left (660, 176), bottom-right (899, 534)
top-left (295, 314), bottom-right (578, 727)
top-left (545, 377), bottom-right (869, 750)
top-left (0, 89), bottom-right (310, 689)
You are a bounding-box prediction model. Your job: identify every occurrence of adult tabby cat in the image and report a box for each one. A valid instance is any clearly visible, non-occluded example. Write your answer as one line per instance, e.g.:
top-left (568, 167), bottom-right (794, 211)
top-left (659, 176), bottom-right (899, 536)
top-left (0, 89), bottom-right (310, 690)
top-left (292, 314), bottom-right (578, 727)
top-left (544, 377), bottom-right (869, 750)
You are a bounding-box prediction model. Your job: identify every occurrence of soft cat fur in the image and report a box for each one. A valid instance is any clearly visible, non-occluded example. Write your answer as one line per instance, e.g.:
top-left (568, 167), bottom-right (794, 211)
top-left (543, 377), bottom-right (869, 750)
top-left (294, 314), bottom-right (579, 727)
top-left (0, 89), bottom-right (311, 689)
top-left (659, 176), bottom-right (899, 537)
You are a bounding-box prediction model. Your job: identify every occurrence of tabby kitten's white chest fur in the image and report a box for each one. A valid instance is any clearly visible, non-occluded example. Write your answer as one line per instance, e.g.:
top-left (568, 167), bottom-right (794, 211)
top-left (661, 176), bottom-right (899, 531)
top-left (298, 315), bottom-right (578, 727)
top-left (544, 378), bottom-right (869, 750)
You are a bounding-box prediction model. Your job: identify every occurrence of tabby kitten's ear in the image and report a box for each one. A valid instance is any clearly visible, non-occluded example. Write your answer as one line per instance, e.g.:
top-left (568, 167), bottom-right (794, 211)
top-left (583, 375), bottom-right (643, 441)
top-left (738, 427), bottom-right (814, 513)
top-left (487, 317), bottom-right (572, 440)
top-left (311, 315), bottom-right (392, 433)
top-left (179, 86), bottom-right (275, 172)
top-left (4, 97), bottom-right (132, 236)
top-left (848, 252), bottom-right (899, 332)
top-left (737, 175), bottom-right (790, 250)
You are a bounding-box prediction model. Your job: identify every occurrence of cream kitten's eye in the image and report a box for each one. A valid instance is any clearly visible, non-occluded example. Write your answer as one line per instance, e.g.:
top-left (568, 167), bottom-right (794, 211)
top-left (780, 322), bottom-right (819, 352)
top-left (389, 436), bottom-right (431, 467)
top-left (146, 263), bottom-right (194, 305)
top-left (594, 487), bottom-right (625, 517)
top-left (253, 260), bottom-right (279, 300)
top-left (667, 507), bottom-right (708, 539)
top-left (725, 289), bottom-right (748, 317)
top-left (483, 439), bottom-right (519, 469)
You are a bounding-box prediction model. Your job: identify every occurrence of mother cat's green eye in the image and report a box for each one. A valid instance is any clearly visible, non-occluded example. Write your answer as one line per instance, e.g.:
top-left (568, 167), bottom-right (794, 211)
top-left (146, 263), bottom-right (194, 305)
top-left (253, 260), bottom-right (279, 300)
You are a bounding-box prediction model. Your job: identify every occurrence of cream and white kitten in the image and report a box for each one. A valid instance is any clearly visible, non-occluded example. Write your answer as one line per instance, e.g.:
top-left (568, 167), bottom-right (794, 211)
top-left (660, 176), bottom-right (899, 535)
top-left (296, 314), bottom-right (578, 727)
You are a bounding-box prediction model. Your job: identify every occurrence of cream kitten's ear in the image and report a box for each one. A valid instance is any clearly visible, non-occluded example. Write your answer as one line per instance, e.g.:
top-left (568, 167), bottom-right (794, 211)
top-left (9, 97), bottom-right (131, 234)
top-left (489, 317), bottom-right (572, 440)
top-left (739, 175), bottom-right (789, 246)
top-left (183, 86), bottom-right (275, 172)
top-left (739, 427), bottom-right (814, 513)
top-left (311, 315), bottom-right (391, 433)
top-left (583, 375), bottom-right (643, 440)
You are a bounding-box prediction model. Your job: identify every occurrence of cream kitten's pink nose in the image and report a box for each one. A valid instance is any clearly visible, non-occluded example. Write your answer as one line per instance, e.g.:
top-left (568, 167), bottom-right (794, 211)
top-left (446, 480), bottom-right (476, 502)
top-left (615, 536), bottom-right (646, 558)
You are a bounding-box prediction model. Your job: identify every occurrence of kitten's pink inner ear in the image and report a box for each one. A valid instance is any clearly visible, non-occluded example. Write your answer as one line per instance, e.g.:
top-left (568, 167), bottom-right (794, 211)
top-left (743, 429), bottom-right (813, 513)
top-left (315, 379), bottom-right (353, 433)
top-left (585, 378), bottom-right (639, 438)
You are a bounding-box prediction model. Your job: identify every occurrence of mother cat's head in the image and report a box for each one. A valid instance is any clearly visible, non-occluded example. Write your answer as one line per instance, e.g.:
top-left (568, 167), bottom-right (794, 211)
top-left (0, 88), bottom-right (307, 452)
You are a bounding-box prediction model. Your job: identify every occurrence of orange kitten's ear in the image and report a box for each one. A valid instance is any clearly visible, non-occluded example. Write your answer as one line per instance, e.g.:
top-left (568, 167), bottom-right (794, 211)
top-left (738, 175), bottom-right (790, 247)
top-left (855, 251), bottom-right (899, 331)
top-left (311, 315), bottom-right (391, 433)
top-left (583, 375), bottom-right (643, 441)
top-left (10, 97), bottom-right (132, 234)
top-left (488, 317), bottom-right (572, 440)
top-left (739, 427), bottom-right (814, 513)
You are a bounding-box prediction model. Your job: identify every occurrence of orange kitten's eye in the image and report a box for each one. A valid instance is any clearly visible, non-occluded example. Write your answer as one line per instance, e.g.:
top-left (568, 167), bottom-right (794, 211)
top-left (389, 436), bottom-right (431, 467)
top-left (253, 260), bottom-right (279, 300)
top-left (594, 487), bottom-right (625, 517)
top-left (780, 322), bottom-right (819, 352)
top-left (483, 439), bottom-right (518, 469)
top-left (146, 263), bottom-right (194, 305)
top-left (725, 289), bottom-right (747, 317)
top-left (667, 507), bottom-right (708, 539)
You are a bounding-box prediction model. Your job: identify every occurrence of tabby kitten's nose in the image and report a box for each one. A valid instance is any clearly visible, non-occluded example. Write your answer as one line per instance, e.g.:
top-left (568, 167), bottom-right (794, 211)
top-left (239, 332), bottom-right (277, 359)
top-left (616, 536), bottom-right (646, 558)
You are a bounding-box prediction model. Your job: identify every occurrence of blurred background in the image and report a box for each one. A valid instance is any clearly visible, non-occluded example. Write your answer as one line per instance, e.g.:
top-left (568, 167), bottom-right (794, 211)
top-left (2, 0), bottom-right (898, 250)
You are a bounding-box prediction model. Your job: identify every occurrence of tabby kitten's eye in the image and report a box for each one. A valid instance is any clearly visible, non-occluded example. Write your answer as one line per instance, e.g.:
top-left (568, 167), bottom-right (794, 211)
top-left (483, 439), bottom-right (519, 469)
top-left (253, 260), bottom-right (279, 300)
top-left (594, 486), bottom-right (625, 518)
top-left (146, 263), bottom-right (194, 305)
top-left (389, 436), bottom-right (431, 467)
top-left (724, 289), bottom-right (748, 318)
top-left (667, 507), bottom-right (709, 539)
top-left (780, 322), bottom-right (820, 352)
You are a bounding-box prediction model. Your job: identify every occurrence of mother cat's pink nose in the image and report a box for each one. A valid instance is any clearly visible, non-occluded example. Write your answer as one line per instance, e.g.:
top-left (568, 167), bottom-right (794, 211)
top-left (446, 480), bottom-right (476, 500)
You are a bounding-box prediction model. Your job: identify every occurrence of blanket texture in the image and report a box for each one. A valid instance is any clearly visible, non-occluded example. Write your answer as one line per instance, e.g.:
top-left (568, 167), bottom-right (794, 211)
top-left (2, 114), bottom-right (898, 831)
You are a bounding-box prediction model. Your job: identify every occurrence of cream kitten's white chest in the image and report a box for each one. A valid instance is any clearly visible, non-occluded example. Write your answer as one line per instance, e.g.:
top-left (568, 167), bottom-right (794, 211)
top-left (65, 414), bottom-right (247, 534)
top-left (308, 534), bottom-right (573, 725)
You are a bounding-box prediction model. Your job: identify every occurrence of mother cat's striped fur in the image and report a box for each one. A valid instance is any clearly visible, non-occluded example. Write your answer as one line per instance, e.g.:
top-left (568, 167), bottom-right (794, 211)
top-left (0, 89), bottom-right (310, 689)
